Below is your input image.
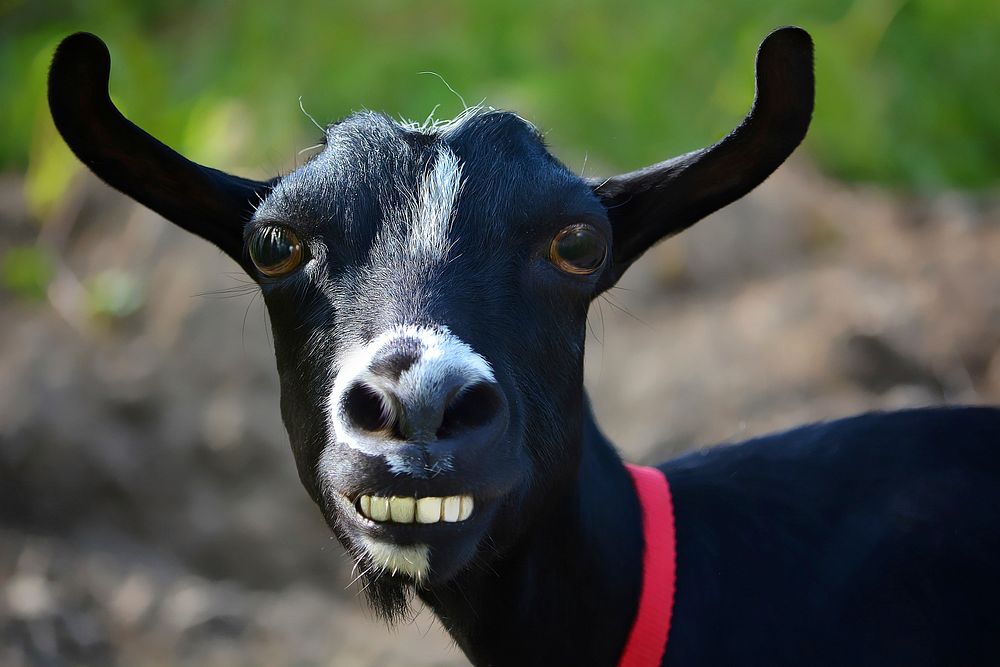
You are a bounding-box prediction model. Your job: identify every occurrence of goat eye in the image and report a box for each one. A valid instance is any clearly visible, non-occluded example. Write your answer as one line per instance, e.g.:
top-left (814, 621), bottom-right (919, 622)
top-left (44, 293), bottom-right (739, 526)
top-left (549, 224), bottom-right (607, 275)
top-left (248, 226), bottom-right (304, 277)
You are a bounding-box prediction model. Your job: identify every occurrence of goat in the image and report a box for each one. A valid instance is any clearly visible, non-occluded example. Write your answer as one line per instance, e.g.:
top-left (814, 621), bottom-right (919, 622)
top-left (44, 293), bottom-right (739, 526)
top-left (48, 27), bottom-right (1000, 666)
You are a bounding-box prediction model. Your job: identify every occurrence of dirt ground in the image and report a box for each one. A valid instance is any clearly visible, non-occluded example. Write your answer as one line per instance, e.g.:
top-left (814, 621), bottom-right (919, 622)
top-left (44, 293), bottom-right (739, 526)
top-left (1, 161), bottom-right (998, 666)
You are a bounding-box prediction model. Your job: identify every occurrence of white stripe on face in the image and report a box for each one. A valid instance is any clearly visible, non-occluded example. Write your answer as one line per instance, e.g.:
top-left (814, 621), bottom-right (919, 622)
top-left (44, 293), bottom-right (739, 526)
top-left (408, 147), bottom-right (463, 261)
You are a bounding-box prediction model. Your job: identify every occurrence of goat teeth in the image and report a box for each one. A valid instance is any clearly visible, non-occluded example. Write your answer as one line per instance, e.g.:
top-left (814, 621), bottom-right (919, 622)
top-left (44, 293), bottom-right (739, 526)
top-left (443, 496), bottom-right (461, 522)
top-left (459, 495), bottom-right (474, 521)
top-left (389, 497), bottom-right (415, 523)
top-left (357, 494), bottom-right (474, 524)
top-left (368, 496), bottom-right (390, 522)
top-left (417, 497), bottom-right (443, 524)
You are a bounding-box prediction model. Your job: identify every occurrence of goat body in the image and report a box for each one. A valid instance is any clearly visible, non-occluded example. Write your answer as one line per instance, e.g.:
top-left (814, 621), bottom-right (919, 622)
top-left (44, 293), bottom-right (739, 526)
top-left (421, 406), bottom-right (1000, 666)
top-left (48, 26), bottom-right (1000, 667)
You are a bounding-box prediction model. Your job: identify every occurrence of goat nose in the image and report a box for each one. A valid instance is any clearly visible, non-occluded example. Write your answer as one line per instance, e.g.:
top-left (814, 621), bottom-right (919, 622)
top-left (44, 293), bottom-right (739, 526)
top-left (341, 376), bottom-right (505, 444)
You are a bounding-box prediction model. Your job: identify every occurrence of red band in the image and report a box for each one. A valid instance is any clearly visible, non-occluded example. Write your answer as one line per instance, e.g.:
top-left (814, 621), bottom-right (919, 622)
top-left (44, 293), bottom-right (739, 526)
top-left (618, 464), bottom-right (677, 667)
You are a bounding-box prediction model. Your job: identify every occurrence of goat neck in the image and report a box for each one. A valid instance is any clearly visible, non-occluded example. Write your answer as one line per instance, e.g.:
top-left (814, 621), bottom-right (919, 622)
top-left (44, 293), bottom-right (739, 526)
top-left (421, 401), bottom-right (643, 666)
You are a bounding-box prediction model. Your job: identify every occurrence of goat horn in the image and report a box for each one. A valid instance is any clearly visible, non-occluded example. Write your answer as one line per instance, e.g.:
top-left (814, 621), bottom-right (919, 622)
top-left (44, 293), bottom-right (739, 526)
top-left (48, 32), bottom-right (274, 266)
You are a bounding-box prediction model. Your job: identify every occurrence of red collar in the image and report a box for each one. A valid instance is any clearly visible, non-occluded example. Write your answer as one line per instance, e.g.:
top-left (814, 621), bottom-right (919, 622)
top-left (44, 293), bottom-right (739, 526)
top-left (618, 464), bottom-right (677, 667)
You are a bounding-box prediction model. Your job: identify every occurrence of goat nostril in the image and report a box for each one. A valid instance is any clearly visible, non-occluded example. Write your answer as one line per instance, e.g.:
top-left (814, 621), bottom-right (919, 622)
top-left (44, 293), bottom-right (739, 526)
top-left (437, 382), bottom-right (503, 439)
top-left (342, 381), bottom-right (394, 434)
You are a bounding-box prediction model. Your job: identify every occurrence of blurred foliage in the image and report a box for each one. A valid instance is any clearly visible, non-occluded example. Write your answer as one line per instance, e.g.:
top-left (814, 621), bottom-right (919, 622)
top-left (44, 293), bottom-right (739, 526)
top-left (1, 0), bottom-right (998, 214)
top-left (84, 269), bottom-right (143, 319)
top-left (0, 245), bottom-right (54, 300)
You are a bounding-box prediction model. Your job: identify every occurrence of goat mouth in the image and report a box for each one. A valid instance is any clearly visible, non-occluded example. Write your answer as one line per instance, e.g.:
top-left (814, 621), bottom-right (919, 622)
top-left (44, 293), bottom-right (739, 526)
top-left (333, 491), bottom-right (491, 556)
top-left (354, 493), bottom-right (475, 524)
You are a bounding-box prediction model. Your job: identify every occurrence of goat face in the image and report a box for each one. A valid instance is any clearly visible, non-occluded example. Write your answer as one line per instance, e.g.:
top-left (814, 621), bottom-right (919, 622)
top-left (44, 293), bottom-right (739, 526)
top-left (255, 109), bottom-right (610, 596)
top-left (48, 28), bottom-right (813, 619)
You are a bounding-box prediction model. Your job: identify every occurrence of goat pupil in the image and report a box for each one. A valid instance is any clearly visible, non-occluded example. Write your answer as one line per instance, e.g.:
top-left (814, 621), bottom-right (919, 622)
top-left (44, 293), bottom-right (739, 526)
top-left (249, 226), bottom-right (303, 277)
top-left (551, 225), bottom-right (606, 274)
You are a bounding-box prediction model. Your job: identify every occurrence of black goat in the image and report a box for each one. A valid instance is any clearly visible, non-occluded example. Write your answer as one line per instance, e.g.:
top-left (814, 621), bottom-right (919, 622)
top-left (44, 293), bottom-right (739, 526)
top-left (48, 27), bottom-right (1000, 667)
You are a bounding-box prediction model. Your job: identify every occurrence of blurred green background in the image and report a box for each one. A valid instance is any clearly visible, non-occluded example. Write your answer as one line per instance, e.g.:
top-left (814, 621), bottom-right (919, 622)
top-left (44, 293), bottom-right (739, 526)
top-left (3, 0), bottom-right (999, 220)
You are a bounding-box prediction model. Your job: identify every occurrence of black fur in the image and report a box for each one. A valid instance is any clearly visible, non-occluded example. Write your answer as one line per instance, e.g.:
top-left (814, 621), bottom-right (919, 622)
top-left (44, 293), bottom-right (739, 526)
top-left (664, 407), bottom-right (1000, 666)
top-left (48, 25), bottom-right (1000, 667)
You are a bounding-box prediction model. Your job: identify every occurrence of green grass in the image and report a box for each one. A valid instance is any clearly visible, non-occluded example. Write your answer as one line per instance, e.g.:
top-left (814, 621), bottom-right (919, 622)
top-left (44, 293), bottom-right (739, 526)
top-left (2, 0), bottom-right (998, 212)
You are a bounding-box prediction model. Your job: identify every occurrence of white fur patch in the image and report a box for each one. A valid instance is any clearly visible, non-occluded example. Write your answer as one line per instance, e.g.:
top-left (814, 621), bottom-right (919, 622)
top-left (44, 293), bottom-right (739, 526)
top-left (359, 537), bottom-right (430, 581)
top-left (408, 147), bottom-right (462, 260)
top-left (325, 325), bottom-right (494, 456)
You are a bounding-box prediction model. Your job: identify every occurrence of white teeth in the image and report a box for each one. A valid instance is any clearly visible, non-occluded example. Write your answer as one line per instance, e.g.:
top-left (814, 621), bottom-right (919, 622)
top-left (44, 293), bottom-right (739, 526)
top-left (356, 494), bottom-right (475, 524)
top-left (389, 497), bottom-right (415, 523)
top-left (368, 496), bottom-right (390, 522)
top-left (417, 497), bottom-right (443, 524)
top-left (442, 496), bottom-right (461, 522)
top-left (459, 495), bottom-right (474, 521)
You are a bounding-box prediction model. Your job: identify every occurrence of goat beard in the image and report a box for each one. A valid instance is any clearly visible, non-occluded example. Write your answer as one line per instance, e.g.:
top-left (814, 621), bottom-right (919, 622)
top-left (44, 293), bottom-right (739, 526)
top-left (316, 482), bottom-right (415, 622)
top-left (337, 527), bottom-right (415, 624)
top-left (357, 561), bottom-right (415, 625)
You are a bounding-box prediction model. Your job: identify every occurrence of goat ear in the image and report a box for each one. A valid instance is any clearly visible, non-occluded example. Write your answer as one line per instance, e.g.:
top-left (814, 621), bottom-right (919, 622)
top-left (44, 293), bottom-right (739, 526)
top-left (48, 33), bottom-right (274, 268)
top-left (592, 26), bottom-right (814, 285)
